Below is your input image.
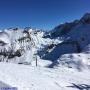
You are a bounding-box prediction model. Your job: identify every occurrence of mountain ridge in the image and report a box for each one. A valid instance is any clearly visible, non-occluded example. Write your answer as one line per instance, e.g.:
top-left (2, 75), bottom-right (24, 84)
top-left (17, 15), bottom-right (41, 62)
top-left (0, 13), bottom-right (90, 70)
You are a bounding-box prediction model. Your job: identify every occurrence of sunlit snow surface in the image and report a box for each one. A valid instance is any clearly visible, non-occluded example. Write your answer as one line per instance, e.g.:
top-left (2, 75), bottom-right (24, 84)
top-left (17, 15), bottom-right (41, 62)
top-left (0, 14), bottom-right (90, 90)
top-left (0, 62), bottom-right (90, 90)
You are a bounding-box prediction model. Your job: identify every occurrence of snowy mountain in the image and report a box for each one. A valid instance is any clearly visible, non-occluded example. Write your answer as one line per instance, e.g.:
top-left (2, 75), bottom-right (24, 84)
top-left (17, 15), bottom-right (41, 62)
top-left (0, 13), bottom-right (90, 90)
top-left (40, 13), bottom-right (90, 70)
top-left (0, 27), bottom-right (57, 66)
top-left (50, 13), bottom-right (90, 38)
top-left (0, 13), bottom-right (90, 70)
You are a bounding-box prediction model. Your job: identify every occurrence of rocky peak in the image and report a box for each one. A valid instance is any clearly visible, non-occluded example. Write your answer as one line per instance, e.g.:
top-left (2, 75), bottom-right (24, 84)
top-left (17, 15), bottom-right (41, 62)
top-left (80, 13), bottom-right (90, 24)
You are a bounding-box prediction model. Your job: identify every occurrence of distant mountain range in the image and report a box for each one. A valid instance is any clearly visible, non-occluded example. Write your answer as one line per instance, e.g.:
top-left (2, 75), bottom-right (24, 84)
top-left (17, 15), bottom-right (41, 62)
top-left (0, 13), bottom-right (90, 70)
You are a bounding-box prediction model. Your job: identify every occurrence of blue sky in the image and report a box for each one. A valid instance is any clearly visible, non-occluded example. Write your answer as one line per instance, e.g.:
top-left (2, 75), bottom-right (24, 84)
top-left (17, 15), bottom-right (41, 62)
top-left (0, 0), bottom-right (90, 30)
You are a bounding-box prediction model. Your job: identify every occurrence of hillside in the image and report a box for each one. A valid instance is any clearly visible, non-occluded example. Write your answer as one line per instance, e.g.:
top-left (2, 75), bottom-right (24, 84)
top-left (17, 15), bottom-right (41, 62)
top-left (0, 13), bottom-right (90, 90)
top-left (40, 13), bottom-right (90, 69)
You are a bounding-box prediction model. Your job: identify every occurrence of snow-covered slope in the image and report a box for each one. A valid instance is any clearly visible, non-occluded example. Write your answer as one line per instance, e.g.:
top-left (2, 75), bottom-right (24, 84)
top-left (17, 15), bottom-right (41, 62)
top-left (0, 13), bottom-right (90, 90)
top-left (1, 13), bottom-right (90, 69)
top-left (0, 62), bottom-right (90, 90)
top-left (0, 27), bottom-right (57, 66)
top-left (37, 13), bottom-right (90, 69)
